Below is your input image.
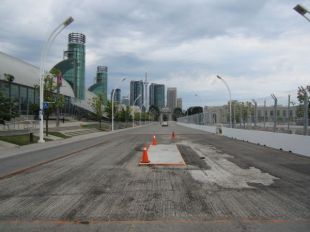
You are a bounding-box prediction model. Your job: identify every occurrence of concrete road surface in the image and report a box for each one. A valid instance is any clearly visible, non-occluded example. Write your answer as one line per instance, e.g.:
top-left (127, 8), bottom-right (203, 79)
top-left (0, 122), bottom-right (309, 231)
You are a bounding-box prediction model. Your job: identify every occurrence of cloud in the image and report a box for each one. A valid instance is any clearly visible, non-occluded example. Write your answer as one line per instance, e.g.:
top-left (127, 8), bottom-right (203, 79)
top-left (0, 0), bottom-right (309, 108)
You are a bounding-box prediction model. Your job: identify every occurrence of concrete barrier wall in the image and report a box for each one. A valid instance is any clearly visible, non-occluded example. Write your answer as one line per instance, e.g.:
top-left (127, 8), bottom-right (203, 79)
top-left (177, 123), bottom-right (217, 134)
top-left (177, 122), bottom-right (310, 157)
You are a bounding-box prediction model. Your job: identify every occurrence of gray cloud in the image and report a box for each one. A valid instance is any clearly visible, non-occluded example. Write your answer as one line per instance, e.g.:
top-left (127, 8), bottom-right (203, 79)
top-left (0, 0), bottom-right (309, 108)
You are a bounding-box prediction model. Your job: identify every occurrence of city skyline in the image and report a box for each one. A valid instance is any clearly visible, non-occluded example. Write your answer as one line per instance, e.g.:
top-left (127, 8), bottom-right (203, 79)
top-left (0, 0), bottom-right (309, 108)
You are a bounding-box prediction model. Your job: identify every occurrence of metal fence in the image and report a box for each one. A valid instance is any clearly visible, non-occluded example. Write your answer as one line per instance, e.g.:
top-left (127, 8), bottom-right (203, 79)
top-left (178, 93), bottom-right (309, 136)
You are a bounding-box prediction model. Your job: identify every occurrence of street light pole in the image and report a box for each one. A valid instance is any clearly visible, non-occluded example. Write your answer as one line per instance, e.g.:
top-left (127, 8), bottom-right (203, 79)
top-left (271, 94), bottom-right (278, 132)
top-left (39, 17), bottom-right (74, 143)
top-left (217, 75), bottom-right (232, 128)
top-left (132, 94), bottom-right (142, 128)
top-left (111, 78), bottom-right (126, 131)
top-left (294, 4), bottom-right (310, 135)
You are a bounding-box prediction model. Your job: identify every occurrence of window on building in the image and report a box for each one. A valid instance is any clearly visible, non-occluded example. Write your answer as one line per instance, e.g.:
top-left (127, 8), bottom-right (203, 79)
top-left (282, 110), bottom-right (286, 117)
top-left (270, 110), bottom-right (273, 116)
top-left (0, 81), bottom-right (9, 97)
top-left (20, 86), bottom-right (28, 114)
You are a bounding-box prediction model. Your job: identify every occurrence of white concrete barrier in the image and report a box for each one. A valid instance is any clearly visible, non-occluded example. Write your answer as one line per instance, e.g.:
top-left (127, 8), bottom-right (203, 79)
top-left (177, 122), bottom-right (310, 157)
top-left (178, 123), bottom-right (216, 134)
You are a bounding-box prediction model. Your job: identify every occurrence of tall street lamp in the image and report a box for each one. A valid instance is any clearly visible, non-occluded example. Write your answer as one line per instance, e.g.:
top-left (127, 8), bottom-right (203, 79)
top-left (294, 4), bottom-right (310, 21)
top-left (217, 75), bottom-right (232, 128)
top-left (294, 4), bottom-right (309, 135)
top-left (39, 17), bottom-right (74, 143)
top-left (132, 94), bottom-right (142, 128)
top-left (111, 77), bottom-right (126, 131)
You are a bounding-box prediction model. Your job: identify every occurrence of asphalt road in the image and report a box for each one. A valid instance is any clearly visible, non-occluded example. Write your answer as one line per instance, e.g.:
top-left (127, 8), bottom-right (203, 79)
top-left (0, 122), bottom-right (309, 231)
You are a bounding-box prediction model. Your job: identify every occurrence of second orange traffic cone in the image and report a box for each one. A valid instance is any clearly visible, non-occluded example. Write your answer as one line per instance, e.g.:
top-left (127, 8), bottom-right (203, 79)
top-left (140, 146), bottom-right (150, 163)
top-left (171, 131), bottom-right (176, 139)
top-left (152, 135), bottom-right (157, 145)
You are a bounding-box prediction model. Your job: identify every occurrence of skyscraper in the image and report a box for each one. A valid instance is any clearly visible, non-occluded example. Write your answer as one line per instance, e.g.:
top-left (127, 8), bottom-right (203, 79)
top-left (130, 80), bottom-right (144, 107)
top-left (149, 83), bottom-right (165, 109)
top-left (88, 66), bottom-right (108, 103)
top-left (167, 87), bottom-right (177, 111)
top-left (65, 33), bottom-right (86, 100)
top-left (52, 33), bottom-right (86, 100)
top-left (111, 88), bottom-right (121, 103)
top-left (177, 98), bottom-right (182, 109)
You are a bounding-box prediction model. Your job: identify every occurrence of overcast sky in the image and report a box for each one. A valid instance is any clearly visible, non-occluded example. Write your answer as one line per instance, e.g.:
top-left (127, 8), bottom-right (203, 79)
top-left (1, 0), bottom-right (310, 108)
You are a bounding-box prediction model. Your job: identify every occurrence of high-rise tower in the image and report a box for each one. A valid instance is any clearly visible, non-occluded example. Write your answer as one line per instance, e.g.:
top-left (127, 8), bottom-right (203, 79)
top-left (167, 87), bottom-right (177, 111)
top-left (64, 33), bottom-right (86, 100)
top-left (88, 66), bottom-right (108, 103)
top-left (130, 80), bottom-right (144, 107)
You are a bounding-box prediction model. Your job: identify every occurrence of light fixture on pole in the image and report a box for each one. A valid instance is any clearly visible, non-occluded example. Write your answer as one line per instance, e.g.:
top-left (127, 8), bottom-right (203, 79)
top-left (294, 4), bottom-right (310, 21)
top-left (217, 75), bottom-right (232, 128)
top-left (111, 77), bottom-right (126, 131)
top-left (39, 17), bottom-right (74, 143)
top-left (132, 94), bottom-right (142, 128)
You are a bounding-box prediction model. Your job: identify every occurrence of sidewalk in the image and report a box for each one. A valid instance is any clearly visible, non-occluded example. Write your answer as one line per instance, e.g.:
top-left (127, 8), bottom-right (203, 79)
top-left (0, 124), bottom-right (145, 160)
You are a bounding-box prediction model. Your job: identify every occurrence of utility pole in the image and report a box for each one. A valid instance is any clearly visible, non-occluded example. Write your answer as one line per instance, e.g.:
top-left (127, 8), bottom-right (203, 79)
top-left (263, 100), bottom-right (266, 128)
top-left (304, 91), bottom-right (309, 135)
top-left (287, 94), bottom-right (290, 131)
top-left (271, 94), bottom-right (277, 132)
top-left (144, 72), bottom-right (148, 112)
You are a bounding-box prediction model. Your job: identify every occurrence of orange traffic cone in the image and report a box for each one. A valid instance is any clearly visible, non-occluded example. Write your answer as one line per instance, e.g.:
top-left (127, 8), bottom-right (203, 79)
top-left (171, 131), bottom-right (176, 139)
top-left (152, 135), bottom-right (157, 145)
top-left (140, 146), bottom-right (150, 163)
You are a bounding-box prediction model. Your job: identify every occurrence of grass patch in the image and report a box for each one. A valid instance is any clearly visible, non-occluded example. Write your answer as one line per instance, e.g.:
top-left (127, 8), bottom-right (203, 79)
top-left (0, 134), bottom-right (39, 146)
top-left (81, 123), bottom-right (109, 131)
top-left (48, 131), bottom-right (71, 139)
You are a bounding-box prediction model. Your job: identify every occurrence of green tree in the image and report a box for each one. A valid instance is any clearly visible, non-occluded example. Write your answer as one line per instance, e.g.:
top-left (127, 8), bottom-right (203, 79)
top-left (4, 73), bottom-right (15, 115)
top-left (149, 105), bottom-right (160, 121)
top-left (91, 94), bottom-right (104, 128)
top-left (43, 74), bottom-right (64, 136)
top-left (297, 86), bottom-right (310, 118)
top-left (173, 107), bottom-right (183, 121)
top-left (186, 106), bottom-right (203, 116)
top-left (0, 92), bottom-right (18, 124)
top-left (50, 68), bottom-right (63, 127)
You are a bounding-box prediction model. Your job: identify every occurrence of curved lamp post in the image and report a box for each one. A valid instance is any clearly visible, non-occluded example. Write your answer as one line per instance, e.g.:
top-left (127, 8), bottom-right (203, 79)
top-left (111, 77), bottom-right (126, 131)
top-left (294, 4), bottom-right (310, 21)
top-left (39, 17), bottom-right (74, 143)
top-left (132, 94), bottom-right (142, 128)
top-left (217, 75), bottom-right (232, 128)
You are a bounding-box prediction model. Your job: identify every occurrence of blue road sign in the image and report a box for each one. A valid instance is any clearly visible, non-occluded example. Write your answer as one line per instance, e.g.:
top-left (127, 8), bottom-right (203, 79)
top-left (43, 102), bottom-right (48, 110)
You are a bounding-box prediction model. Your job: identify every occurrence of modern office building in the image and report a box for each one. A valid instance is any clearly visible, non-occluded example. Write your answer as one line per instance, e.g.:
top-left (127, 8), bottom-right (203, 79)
top-left (149, 83), bottom-right (165, 109)
top-left (167, 87), bottom-right (177, 111)
top-left (111, 88), bottom-right (121, 103)
top-left (88, 66), bottom-right (108, 103)
top-left (130, 80), bottom-right (144, 107)
top-left (52, 33), bottom-right (86, 100)
top-left (177, 98), bottom-right (183, 109)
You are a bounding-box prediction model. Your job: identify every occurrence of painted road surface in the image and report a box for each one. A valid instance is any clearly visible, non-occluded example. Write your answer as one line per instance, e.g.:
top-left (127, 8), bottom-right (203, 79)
top-left (0, 121), bottom-right (309, 231)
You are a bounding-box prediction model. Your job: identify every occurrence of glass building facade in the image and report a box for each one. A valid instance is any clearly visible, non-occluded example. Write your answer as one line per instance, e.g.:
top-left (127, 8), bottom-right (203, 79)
top-left (149, 83), bottom-right (165, 109)
top-left (88, 66), bottom-right (108, 104)
top-left (111, 88), bottom-right (121, 103)
top-left (0, 80), bottom-right (78, 116)
top-left (130, 80), bottom-right (144, 107)
top-left (53, 33), bottom-right (86, 100)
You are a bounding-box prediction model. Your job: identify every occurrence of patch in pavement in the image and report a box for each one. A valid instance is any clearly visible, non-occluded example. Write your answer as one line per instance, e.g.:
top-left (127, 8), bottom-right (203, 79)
top-left (178, 141), bottom-right (279, 189)
top-left (177, 144), bottom-right (210, 169)
top-left (144, 144), bottom-right (186, 166)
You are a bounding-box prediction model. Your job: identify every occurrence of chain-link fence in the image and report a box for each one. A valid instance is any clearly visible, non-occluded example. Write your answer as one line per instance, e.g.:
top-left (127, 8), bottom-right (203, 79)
top-left (178, 92), bottom-right (309, 136)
